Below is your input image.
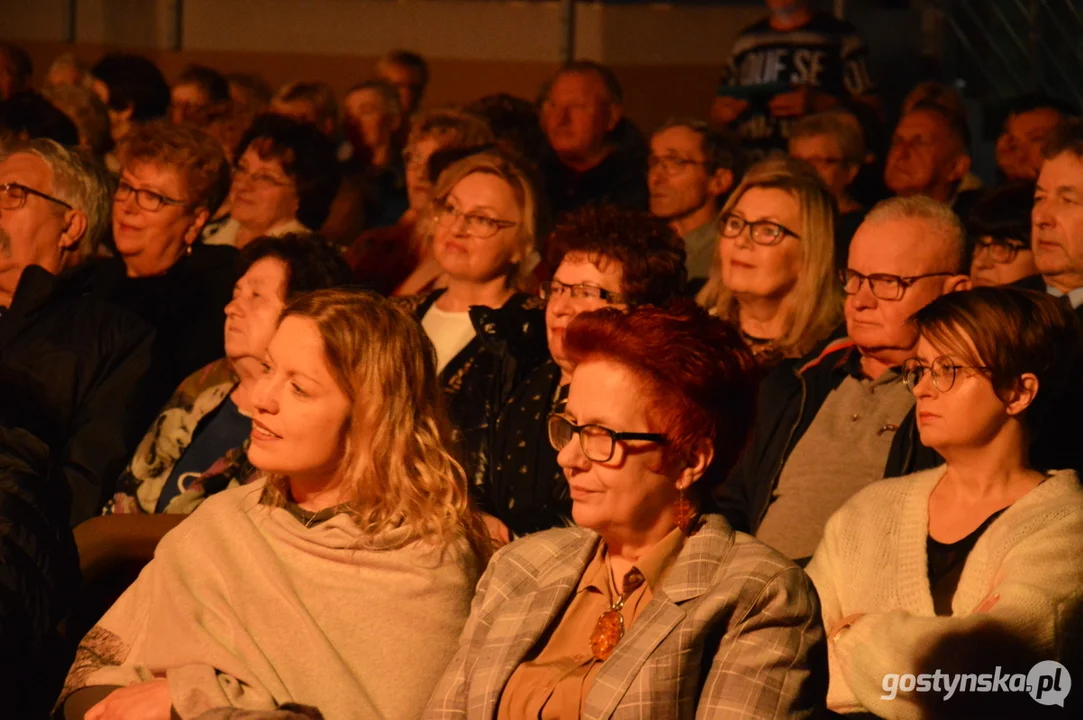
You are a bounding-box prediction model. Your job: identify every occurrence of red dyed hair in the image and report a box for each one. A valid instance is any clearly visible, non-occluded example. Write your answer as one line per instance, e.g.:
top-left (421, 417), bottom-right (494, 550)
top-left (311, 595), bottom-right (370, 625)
top-left (562, 300), bottom-right (759, 494)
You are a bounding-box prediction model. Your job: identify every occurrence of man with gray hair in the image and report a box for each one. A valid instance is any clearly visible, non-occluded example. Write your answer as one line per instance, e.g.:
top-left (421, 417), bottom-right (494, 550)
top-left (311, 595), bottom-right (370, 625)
top-left (0, 137), bottom-right (156, 525)
top-left (719, 195), bottom-right (970, 562)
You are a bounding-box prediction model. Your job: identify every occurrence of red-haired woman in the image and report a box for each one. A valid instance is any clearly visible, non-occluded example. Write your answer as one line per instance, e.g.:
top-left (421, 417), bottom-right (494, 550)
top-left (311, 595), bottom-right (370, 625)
top-left (425, 301), bottom-right (828, 719)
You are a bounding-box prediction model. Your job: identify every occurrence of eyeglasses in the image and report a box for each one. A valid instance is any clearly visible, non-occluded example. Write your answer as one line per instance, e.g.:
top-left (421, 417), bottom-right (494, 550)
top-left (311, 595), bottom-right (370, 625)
top-left (0, 182), bottom-right (73, 210)
top-left (434, 198), bottom-right (518, 239)
top-left (973, 238), bottom-right (1027, 264)
top-left (234, 164), bottom-right (292, 190)
top-left (539, 280), bottom-right (625, 305)
top-left (547, 413), bottom-right (667, 463)
top-left (115, 180), bottom-right (186, 212)
top-left (719, 214), bottom-right (800, 246)
top-left (902, 356), bottom-right (990, 393)
top-left (839, 269), bottom-right (956, 301)
top-left (647, 154), bottom-right (708, 176)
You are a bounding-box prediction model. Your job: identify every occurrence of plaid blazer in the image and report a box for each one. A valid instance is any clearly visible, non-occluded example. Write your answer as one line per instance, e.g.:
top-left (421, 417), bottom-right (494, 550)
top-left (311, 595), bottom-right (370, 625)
top-left (423, 514), bottom-right (828, 719)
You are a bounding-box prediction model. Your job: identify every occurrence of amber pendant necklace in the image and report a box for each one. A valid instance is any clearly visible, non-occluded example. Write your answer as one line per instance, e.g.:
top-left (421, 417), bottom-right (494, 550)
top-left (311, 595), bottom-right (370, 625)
top-left (590, 560), bottom-right (644, 661)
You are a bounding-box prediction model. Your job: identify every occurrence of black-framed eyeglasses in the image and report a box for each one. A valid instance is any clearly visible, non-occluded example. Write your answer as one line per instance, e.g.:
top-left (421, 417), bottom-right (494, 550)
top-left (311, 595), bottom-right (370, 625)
top-left (719, 213), bottom-right (800, 246)
top-left (548, 414), bottom-right (667, 463)
top-left (434, 198), bottom-right (518, 239)
top-left (115, 180), bottom-right (186, 212)
top-left (839, 269), bottom-right (955, 301)
top-left (0, 182), bottom-right (72, 211)
top-left (539, 279), bottom-right (626, 305)
top-left (973, 237), bottom-right (1027, 264)
top-left (233, 163), bottom-right (292, 190)
top-left (647, 154), bottom-right (708, 176)
top-left (902, 356), bottom-right (990, 393)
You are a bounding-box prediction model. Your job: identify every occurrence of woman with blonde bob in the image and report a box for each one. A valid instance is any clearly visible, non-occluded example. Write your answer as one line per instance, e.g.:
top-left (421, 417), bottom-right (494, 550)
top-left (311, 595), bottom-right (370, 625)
top-left (59, 289), bottom-right (491, 720)
top-left (698, 154), bottom-right (842, 365)
top-left (399, 146), bottom-right (547, 479)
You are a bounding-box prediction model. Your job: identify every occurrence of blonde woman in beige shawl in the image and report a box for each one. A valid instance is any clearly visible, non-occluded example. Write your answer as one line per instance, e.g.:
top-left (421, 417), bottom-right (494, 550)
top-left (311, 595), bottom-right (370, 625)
top-left (58, 289), bottom-right (491, 720)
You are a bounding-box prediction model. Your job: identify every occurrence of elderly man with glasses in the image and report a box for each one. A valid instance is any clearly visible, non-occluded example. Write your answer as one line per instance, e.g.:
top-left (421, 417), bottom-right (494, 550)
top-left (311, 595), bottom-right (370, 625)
top-left (719, 195), bottom-right (971, 563)
top-left (0, 138), bottom-right (159, 714)
top-left (0, 138), bottom-right (158, 526)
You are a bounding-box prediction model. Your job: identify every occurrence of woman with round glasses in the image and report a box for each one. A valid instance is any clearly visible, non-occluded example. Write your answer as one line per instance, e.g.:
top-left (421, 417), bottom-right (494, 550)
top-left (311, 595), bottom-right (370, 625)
top-left (698, 155), bottom-right (842, 366)
top-left (968, 180), bottom-right (1040, 288)
top-left (425, 301), bottom-right (828, 718)
top-left (397, 146), bottom-right (544, 482)
top-left (806, 287), bottom-right (1083, 717)
top-left (92, 119), bottom-right (235, 399)
top-left (480, 206), bottom-right (687, 541)
top-left (203, 113), bottom-right (341, 250)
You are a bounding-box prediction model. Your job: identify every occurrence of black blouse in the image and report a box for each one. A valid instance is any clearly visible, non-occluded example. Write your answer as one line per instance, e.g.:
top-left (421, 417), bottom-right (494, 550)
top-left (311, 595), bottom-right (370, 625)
top-left (927, 509), bottom-right (1006, 616)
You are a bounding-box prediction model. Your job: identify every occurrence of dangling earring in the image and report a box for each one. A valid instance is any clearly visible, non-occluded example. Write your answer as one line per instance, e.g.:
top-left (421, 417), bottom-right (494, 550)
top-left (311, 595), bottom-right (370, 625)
top-left (674, 483), bottom-right (695, 534)
top-left (185, 244), bottom-right (193, 256)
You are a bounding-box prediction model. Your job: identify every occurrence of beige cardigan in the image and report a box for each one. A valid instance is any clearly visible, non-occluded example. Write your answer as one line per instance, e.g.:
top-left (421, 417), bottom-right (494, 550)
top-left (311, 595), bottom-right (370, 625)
top-left (806, 466), bottom-right (1083, 718)
top-left (61, 480), bottom-right (482, 720)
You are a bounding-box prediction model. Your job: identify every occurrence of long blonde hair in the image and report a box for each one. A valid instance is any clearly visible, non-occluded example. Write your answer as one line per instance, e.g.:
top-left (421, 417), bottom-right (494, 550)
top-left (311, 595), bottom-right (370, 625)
top-left (423, 146), bottom-right (547, 290)
top-left (264, 288), bottom-right (491, 560)
top-left (697, 154), bottom-right (843, 359)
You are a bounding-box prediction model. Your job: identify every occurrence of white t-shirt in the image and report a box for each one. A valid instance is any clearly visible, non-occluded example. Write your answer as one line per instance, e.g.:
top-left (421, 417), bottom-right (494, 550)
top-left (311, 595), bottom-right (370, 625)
top-left (421, 305), bottom-right (476, 374)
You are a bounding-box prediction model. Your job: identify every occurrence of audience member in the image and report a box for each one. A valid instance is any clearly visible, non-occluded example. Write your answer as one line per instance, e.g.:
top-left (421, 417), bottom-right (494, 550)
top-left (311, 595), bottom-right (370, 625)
top-left (103, 234), bottom-right (351, 517)
top-left (0, 138), bottom-right (155, 525)
top-left (701, 155), bottom-right (842, 366)
top-left (0, 42), bottom-right (32, 101)
top-left (325, 79), bottom-right (407, 240)
top-left (59, 289), bottom-right (490, 720)
top-left (345, 108), bottom-right (493, 295)
top-left (67, 236), bottom-right (353, 644)
top-left (425, 301), bottom-right (827, 718)
top-left (44, 53), bottom-right (93, 90)
top-left (396, 148), bottom-right (544, 480)
top-left (969, 181), bottom-right (1039, 288)
top-left (711, 0), bottom-right (878, 157)
top-left (465, 92), bottom-right (548, 160)
top-left (482, 206), bottom-right (687, 540)
top-left (227, 73), bottom-right (272, 119)
top-left (997, 94), bottom-right (1075, 183)
top-left (169, 63), bottom-right (231, 128)
top-left (1030, 117), bottom-right (1083, 315)
top-left (807, 287), bottom-right (1083, 717)
top-left (648, 118), bottom-right (742, 289)
top-left (205, 114), bottom-right (340, 249)
top-left (884, 102), bottom-right (977, 217)
top-left (721, 196), bottom-right (970, 561)
top-left (377, 49), bottom-right (429, 121)
top-left (538, 61), bottom-right (648, 216)
top-left (88, 120), bottom-right (234, 400)
top-left (90, 54), bottom-right (170, 148)
top-left (789, 110), bottom-right (866, 261)
top-left (0, 421), bottom-right (80, 717)
top-left (900, 81), bottom-right (968, 124)
top-left (269, 81), bottom-right (338, 138)
top-left (40, 84), bottom-right (112, 157)
top-left (0, 92), bottom-right (80, 146)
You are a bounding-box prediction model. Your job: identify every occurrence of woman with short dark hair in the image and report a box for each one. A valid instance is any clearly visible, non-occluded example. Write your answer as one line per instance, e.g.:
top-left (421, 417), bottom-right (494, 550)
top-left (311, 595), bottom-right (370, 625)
top-left (480, 205), bottom-right (687, 539)
top-left (425, 301), bottom-right (827, 718)
top-left (807, 287), bottom-right (1083, 717)
top-left (204, 113), bottom-right (341, 249)
top-left (968, 180), bottom-right (1040, 288)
